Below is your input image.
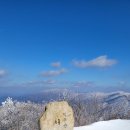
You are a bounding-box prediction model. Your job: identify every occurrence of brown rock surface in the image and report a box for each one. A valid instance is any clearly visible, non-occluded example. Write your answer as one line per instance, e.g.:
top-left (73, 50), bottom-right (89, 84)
top-left (40, 101), bottom-right (74, 130)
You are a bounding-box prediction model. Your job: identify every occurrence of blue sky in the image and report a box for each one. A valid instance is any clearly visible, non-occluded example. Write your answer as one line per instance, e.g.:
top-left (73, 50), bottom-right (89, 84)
top-left (0, 0), bottom-right (130, 94)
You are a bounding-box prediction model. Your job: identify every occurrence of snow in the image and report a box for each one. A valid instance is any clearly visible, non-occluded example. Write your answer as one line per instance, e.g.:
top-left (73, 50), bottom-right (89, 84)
top-left (74, 119), bottom-right (130, 130)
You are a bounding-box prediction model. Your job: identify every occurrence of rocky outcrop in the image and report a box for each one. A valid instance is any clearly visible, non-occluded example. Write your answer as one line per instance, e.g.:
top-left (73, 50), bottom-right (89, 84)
top-left (39, 101), bottom-right (74, 130)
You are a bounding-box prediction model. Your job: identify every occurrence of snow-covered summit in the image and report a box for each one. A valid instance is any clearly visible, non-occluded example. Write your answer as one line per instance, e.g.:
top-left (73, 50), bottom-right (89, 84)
top-left (74, 119), bottom-right (130, 130)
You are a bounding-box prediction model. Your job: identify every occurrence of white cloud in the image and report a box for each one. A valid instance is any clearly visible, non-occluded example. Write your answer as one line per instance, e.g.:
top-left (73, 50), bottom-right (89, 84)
top-left (118, 81), bottom-right (127, 86)
top-left (41, 68), bottom-right (68, 77)
top-left (72, 55), bottom-right (117, 68)
top-left (51, 62), bottom-right (61, 68)
top-left (73, 81), bottom-right (95, 88)
top-left (21, 79), bottom-right (56, 87)
top-left (0, 69), bottom-right (7, 78)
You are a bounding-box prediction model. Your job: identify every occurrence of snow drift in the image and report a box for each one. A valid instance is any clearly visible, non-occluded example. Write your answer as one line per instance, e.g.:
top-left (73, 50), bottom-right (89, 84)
top-left (74, 119), bottom-right (130, 130)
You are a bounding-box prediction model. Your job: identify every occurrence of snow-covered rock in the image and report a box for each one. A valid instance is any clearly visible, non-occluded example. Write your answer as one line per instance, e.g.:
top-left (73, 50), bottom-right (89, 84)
top-left (74, 119), bottom-right (130, 130)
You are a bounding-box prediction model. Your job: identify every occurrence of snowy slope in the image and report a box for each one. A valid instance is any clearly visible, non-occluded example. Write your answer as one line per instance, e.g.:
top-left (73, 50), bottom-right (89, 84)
top-left (74, 119), bottom-right (130, 130)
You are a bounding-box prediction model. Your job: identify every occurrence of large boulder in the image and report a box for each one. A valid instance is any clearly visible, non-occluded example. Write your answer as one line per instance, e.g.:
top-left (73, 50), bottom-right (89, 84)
top-left (39, 101), bottom-right (74, 130)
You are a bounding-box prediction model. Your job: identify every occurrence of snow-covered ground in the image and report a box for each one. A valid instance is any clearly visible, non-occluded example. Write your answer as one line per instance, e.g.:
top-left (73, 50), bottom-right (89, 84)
top-left (74, 119), bottom-right (130, 130)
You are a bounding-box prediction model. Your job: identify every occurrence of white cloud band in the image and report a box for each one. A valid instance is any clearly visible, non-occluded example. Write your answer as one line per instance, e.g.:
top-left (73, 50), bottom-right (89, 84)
top-left (41, 68), bottom-right (67, 77)
top-left (73, 55), bottom-right (117, 68)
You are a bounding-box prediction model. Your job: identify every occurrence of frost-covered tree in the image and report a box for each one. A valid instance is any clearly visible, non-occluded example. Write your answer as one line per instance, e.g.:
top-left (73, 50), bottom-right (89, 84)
top-left (0, 97), bottom-right (45, 130)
